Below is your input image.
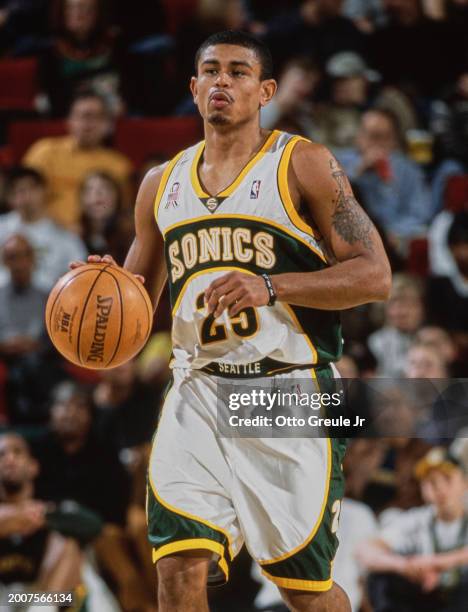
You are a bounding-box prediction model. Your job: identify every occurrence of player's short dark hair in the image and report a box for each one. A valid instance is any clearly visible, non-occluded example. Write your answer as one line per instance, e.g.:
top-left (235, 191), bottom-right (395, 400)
top-left (448, 211), bottom-right (468, 246)
top-left (194, 30), bottom-right (273, 80)
top-left (6, 166), bottom-right (46, 192)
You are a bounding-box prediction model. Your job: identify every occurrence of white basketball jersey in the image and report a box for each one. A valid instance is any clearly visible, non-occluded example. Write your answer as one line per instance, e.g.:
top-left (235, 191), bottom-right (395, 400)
top-left (154, 130), bottom-right (342, 372)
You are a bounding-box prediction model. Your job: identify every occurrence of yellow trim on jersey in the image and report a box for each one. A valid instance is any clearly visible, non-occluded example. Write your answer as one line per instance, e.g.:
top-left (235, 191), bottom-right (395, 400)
top-left (163, 214), bottom-right (327, 264)
top-left (148, 385), bottom-right (236, 560)
top-left (282, 304), bottom-right (318, 364)
top-left (172, 266), bottom-right (256, 316)
top-left (260, 436), bottom-right (332, 565)
top-left (152, 539), bottom-right (229, 581)
top-left (191, 130), bottom-right (280, 198)
top-left (154, 150), bottom-right (186, 223)
top-left (261, 571), bottom-right (333, 592)
top-left (277, 136), bottom-right (321, 239)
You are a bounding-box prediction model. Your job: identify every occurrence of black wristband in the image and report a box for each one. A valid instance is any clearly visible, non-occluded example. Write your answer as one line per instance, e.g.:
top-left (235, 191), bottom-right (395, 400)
top-left (261, 273), bottom-right (277, 306)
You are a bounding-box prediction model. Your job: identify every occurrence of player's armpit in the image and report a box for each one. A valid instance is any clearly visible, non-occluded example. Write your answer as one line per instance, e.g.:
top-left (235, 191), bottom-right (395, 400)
top-left (124, 164), bottom-right (168, 311)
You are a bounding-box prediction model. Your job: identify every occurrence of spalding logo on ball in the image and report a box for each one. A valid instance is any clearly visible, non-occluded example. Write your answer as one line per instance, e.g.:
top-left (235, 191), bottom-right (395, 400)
top-left (45, 263), bottom-right (153, 369)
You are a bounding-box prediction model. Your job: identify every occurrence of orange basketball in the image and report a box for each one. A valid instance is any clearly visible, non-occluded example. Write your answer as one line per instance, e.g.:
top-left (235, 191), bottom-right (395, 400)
top-left (45, 263), bottom-right (153, 370)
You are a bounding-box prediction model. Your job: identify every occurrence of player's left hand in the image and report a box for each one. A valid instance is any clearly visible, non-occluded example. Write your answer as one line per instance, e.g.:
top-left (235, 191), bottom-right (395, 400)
top-left (204, 271), bottom-right (271, 317)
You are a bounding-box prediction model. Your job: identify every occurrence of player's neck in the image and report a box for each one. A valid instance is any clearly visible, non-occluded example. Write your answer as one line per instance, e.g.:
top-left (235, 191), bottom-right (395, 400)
top-left (203, 121), bottom-right (269, 165)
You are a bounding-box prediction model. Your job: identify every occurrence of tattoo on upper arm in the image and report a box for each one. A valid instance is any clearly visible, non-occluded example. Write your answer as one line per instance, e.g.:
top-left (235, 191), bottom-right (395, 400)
top-left (329, 158), bottom-right (374, 252)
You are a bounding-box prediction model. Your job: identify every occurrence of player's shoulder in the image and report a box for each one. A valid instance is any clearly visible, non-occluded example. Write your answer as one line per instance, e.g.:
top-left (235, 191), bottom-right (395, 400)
top-left (140, 162), bottom-right (170, 193)
top-left (289, 138), bottom-right (335, 180)
top-left (291, 138), bottom-right (332, 163)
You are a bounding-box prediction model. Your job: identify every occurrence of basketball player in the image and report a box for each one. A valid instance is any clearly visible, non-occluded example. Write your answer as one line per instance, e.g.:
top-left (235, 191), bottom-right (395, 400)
top-left (72, 31), bottom-right (391, 612)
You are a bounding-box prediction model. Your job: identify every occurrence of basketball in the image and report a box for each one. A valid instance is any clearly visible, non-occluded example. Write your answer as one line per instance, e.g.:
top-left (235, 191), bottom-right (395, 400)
top-left (45, 263), bottom-right (153, 370)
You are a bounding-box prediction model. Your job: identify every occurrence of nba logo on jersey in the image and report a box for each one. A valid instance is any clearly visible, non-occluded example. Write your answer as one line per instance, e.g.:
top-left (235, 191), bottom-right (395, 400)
top-left (250, 180), bottom-right (261, 199)
top-left (166, 182), bottom-right (180, 208)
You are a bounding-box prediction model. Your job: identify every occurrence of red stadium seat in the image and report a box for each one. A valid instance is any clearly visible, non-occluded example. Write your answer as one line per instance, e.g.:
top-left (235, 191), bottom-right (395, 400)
top-left (7, 120), bottom-right (67, 163)
top-left (444, 174), bottom-right (468, 212)
top-left (161, 0), bottom-right (198, 34)
top-left (407, 237), bottom-right (429, 277)
top-left (115, 117), bottom-right (203, 168)
top-left (0, 58), bottom-right (39, 111)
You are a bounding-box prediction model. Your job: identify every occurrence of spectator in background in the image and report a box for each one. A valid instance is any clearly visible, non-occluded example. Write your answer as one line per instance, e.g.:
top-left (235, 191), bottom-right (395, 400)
top-left (427, 211), bottom-right (468, 371)
top-left (430, 70), bottom-right (468, 213)
top-left (260, 56), bottom-right (322, 139)
top-left (0, 234), bottom-right (64, 425)
top-left (0, 433), bottom-right (83, 605)
top-left (31, 382), bottom-right (153, 612)
top-left (358, 447), bottom-right (468, 612)
top-left (368, 274), bottom-right (425, 376)
top-left (371, 0), bottom-right (461, 98)
top-left (261, 0), bottom-right (367, 72)
top-left (93, 359), bottom-right (157, 455)
top-left (23, 90), bottom-right (133, 231)
top-left (79, 171), bottom-right (133, 264)
top-left (316, 51), bottom-right (379, 149)
top-left (0, 235), bottom-right (47, 361)
top-left (41, 0), bottom-right (123, 116)
top-left (343, 0), bottom-right (387, 31)
top-left (0, 0), bottom-right (48, 55)
top-left (406, 341), bottom-right (449, 378)
top-left (0, 167), bottom-right (86, 291)
top-left (428, 175), bottom-right (468, 277)
top-left (93, 360), bottom-right (159, 607)
top-left (333, 497), bottom-right (378, 611)
top-left (416, 326), bottom-right (458, 371)
top-left (337, 109), bottom-right (433, 242)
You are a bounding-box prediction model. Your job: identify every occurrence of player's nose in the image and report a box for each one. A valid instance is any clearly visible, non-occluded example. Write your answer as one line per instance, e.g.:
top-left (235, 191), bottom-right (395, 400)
top-left (214, 70), bottom-right (231, 87)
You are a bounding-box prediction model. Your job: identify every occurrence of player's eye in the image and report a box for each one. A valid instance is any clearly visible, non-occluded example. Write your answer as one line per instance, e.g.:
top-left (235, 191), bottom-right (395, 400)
top-left (232, 71), bottom-right (245, 77)
top-left (205, 68), bottom-right (218, 75)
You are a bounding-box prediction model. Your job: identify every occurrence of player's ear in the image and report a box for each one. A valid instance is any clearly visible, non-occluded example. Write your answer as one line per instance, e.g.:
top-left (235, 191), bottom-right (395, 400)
top-left (190, 76), bottom-right (198, 103)
top-left (259, 79), bottom-right (277, 107)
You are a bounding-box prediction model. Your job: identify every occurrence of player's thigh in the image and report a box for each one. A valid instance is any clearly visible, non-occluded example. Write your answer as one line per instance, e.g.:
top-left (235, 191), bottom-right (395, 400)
top-left (228, 367), bottom-right (347, 592)
top-left (147, 369), bottom-right (243, 585)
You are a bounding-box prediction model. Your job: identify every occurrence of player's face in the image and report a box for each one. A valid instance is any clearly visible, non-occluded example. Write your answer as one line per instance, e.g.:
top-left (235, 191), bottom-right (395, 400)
top-left (0, 435), bottom-right (36, 488)
top-left (191, 44), bottom-right (276, 128)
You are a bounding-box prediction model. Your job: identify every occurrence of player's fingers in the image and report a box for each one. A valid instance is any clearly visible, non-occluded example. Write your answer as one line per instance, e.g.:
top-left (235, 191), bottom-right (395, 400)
top-left (204, 273), bottom-right (235, 303)
top-left (101, 254), bottom-right (117, 265)
top-left (206, 280), bottom-right (236, 314)
top-left (134, 274), bottom-right (145, 284)
top-left (69, 260), bottom-right (87, 269)
top-left (87, 254), bottom-right (104, 263)
top-left (214, 288), bottom-right (242, 318)
top-left (228, 295), bottom-right (250, 317)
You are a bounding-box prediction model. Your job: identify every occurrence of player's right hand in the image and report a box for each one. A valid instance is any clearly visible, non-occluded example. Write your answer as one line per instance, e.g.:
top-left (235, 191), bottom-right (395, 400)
top-left (69, 253), bottom-right (117, 269)
top-left (69, 254), bottom-right (145, 284)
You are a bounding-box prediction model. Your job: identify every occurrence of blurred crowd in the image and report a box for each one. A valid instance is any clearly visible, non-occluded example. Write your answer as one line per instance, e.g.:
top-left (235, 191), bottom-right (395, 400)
top-left (0, 0), bottom-right (467, 611)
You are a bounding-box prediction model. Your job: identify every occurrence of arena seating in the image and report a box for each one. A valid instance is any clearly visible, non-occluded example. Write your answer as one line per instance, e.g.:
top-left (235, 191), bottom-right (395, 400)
top-left (0, 58), bottom-right (39, 112)
top-left (6, 116), bottom-right (203, 167)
